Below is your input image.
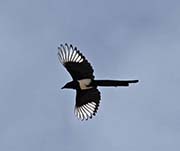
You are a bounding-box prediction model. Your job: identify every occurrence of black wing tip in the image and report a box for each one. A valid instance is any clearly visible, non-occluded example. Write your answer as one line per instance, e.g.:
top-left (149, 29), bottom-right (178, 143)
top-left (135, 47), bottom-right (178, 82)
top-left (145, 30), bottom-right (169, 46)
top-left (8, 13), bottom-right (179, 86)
top-left (59, 43), bottom-right (78, 52)
top-left (60, 44), bottom-right (64, 47)
top-left (59, 43), bottom-right (74, 47)
top-left (59, 44), bottom-right (83, 57)
top-left (75, 98), bottom-right (101, 121)
top-left (76, 106), bottom-right (99, 121)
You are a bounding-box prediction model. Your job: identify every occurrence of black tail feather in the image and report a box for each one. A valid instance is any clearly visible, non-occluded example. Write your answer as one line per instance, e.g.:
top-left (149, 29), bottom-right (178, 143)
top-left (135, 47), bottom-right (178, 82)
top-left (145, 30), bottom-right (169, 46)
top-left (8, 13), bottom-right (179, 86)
top-left (92, 80), bottom-right (139, 87)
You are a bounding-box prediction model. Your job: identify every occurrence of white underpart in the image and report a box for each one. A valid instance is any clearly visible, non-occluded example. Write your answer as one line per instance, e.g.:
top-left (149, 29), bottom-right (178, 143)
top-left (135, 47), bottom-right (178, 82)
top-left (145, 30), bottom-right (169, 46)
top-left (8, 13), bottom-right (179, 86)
top-left (71, 50), bottom-right (76, 62)
top-left (58, 44), bottom-right (84, 64)
top-left (88, 103), bottom-right (96, 110)
top-left (61, 45), bottom-right (66, 61)
top-left (78, 108), bottom-right (83, 120)
top-left (79, 58), bottom-right (84, 62)
top-left (74, 102), bottom-right (97, 121)
top-left (68, 47), bottom-right (73, 61)
top-left (88, 102), bottom-right (96, 108)
top-left (76, 55), bottom-right (82, 62)
top-left (80, 107), bottom-right (87, 120)
top-left (82, 106), bottom-right (91, 117)
top-left (59, 49), bottom-right (64, 62)
top-left (86, 104), bottom-right (94, 111)
top-left (78, 79), bottom-right (93, 90)
top-left (73, 53), bottom-right (79, 62)
top-left (66, 47), bottom-right (70, 61)
top-left (83, 105), bottom-right (93, 114)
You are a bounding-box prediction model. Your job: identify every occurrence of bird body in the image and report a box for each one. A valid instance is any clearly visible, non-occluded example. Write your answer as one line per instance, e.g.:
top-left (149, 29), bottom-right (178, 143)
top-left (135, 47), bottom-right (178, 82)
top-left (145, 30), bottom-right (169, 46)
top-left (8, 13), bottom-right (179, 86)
top-left (78, 79), bottom-right (93, 90)
top-left (58, 43), bottom-right (138, 121)
top-left (62, 79), bottom-right (138, 89)
top-left (61, 79), bottom-right (93, 90)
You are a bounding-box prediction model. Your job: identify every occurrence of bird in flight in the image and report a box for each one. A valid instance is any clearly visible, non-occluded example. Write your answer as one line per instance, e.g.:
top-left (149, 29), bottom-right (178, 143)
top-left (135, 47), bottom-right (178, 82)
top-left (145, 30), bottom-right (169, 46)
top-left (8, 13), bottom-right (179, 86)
top-left (58, 43), bottom-right (138, 121)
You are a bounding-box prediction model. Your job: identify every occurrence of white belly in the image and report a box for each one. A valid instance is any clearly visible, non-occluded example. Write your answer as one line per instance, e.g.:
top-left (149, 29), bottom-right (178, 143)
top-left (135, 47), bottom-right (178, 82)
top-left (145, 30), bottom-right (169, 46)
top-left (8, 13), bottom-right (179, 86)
top-left (78, 79), bottom-right (93, 90)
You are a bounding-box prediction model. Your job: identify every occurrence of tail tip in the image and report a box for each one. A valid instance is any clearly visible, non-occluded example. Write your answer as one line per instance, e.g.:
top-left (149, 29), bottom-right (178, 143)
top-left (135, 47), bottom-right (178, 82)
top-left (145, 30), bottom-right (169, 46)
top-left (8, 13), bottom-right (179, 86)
top-left (134, 80), bottom-right (139, 83)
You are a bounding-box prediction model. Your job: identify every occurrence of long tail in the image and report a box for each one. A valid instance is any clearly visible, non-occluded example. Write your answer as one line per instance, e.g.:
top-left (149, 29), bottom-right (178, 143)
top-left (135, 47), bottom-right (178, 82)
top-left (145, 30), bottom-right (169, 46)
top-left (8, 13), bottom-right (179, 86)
top-left (92, 80), bottom-right (139, 87)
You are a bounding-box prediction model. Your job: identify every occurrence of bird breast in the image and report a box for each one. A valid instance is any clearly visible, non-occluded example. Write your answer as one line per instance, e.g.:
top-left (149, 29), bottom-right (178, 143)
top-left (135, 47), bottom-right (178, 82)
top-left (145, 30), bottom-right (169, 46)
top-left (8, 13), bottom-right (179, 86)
top-left (78, 79), bottom-right (93, 90)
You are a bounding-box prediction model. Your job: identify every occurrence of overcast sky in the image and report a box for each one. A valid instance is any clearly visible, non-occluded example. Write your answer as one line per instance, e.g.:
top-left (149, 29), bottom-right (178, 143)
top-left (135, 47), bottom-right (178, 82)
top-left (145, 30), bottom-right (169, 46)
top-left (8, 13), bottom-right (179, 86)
top-left (0, 0), bottom-right (180, 151)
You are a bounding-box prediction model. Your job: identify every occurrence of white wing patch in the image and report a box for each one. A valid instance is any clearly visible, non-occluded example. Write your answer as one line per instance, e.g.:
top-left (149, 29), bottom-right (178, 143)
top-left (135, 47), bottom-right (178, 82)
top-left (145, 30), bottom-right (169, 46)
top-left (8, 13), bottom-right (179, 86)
top-left (74, 102), bottom-right (97, 121)
top-left (58, 44), bottom-right (84, 64)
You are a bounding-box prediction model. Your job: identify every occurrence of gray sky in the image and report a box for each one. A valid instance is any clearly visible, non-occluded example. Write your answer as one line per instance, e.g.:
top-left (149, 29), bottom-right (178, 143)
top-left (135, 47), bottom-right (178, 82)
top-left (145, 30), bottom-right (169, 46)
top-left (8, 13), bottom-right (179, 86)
top-left (0, 0), bottom-right (180, 150)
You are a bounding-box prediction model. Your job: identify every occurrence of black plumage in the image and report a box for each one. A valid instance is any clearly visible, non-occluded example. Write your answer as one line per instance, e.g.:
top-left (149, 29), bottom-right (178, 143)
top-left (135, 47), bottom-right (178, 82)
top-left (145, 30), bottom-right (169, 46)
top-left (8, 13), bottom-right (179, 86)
top-left (58, 43), bottom-right (138, 121)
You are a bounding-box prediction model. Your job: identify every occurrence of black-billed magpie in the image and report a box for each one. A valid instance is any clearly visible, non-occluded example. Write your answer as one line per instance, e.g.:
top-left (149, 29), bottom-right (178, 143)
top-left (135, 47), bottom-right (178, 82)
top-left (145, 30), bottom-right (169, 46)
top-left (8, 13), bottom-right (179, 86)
top-left (58, 43), bottom-right (138, 121)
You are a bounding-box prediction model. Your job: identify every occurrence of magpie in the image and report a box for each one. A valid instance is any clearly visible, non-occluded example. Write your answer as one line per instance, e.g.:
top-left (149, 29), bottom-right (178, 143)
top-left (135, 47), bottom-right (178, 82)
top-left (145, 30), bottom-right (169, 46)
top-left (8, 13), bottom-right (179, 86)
top-left (58, 43), bottom-right (138, 121)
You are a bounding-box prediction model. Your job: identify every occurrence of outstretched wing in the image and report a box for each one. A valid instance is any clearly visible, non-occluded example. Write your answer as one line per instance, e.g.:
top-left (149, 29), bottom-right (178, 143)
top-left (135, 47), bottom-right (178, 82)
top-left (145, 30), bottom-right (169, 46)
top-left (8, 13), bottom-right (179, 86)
top-left (75, 88), bottom-right (101, 121)
top-left (58, 44), bottom-right (94, 80)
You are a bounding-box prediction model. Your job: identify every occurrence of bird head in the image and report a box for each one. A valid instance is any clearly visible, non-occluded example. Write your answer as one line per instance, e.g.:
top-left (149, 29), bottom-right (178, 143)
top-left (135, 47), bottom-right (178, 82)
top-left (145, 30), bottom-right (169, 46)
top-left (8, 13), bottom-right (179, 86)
top-left (61, 81), bottom-right (79, 89)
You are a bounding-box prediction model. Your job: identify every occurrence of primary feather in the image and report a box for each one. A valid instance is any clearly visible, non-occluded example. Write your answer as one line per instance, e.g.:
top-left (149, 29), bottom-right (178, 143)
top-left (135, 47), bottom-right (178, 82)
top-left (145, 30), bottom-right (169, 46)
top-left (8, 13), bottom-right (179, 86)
top-left (58, 44), bottom-right (94, 80)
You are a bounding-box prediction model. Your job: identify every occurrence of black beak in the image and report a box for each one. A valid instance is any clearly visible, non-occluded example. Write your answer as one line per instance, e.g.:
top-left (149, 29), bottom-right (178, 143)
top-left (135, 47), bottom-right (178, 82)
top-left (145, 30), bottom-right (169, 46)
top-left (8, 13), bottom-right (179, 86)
top-left (61, 86), bottom-right (65, 89)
